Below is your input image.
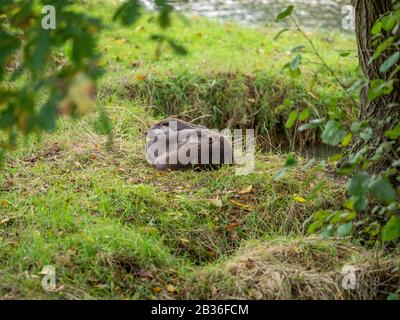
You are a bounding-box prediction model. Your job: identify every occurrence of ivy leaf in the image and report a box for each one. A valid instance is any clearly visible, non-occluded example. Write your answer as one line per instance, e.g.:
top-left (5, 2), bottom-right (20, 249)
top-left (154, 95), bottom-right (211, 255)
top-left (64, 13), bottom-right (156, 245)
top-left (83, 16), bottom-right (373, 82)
top-left (367, 79), bottom-right (394, 100)
top-left (381, 216), bottom-right (400, 242)
top-left (347, 173), bottom-right (371, 211)
top-left (341, 132), bottom-right (352, 146)
top-left (371, 20), bottom-right (382, 35)
top-left (380, 52), bottom-right (400, 73)
top-left (360, 127), bottom-right (373, 141)
top-left (385, 123), bottom-right (400, 139)
top-left (276, 5), bottom-right (294, 22)
top-left (373, 37), bottom-right (394, 60)
top-left (369, 176), bottom-right (397, 204)
top-left (387, 293), bottom-right (400, 300)
top-left (381, 14), bottom-right (397, 32)
top-left (336, 222), bottom-right (353, 237)
top-left (321, 120), bottom-right (346, 146)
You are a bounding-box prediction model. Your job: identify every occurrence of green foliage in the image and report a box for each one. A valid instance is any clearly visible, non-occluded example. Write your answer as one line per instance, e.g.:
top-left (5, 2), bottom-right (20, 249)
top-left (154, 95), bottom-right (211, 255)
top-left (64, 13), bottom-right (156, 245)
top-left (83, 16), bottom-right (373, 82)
top-left (0, 0), bottom-right (177, 151)
top-left (321, 120), bottom-right (346, 146)
top-left (276, 5), bottom-right (400, 246)
top-left (285, 110), bottom-right (298, 129)
top-left (0, 0), bottom-right (103, 145)
top-left (276, 5), bottom-right (293, 22)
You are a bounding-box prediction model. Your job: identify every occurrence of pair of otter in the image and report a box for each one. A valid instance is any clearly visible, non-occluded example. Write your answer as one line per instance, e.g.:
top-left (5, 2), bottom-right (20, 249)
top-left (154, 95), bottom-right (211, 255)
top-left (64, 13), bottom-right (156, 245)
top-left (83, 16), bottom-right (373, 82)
top-left (145, 118), bottom-right (233, 170)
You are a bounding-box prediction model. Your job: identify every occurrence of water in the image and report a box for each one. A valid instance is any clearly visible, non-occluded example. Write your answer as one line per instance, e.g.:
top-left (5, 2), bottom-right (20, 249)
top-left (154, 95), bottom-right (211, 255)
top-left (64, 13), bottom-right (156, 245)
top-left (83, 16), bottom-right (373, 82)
top-left (142, 0), bottom-right (352, 30)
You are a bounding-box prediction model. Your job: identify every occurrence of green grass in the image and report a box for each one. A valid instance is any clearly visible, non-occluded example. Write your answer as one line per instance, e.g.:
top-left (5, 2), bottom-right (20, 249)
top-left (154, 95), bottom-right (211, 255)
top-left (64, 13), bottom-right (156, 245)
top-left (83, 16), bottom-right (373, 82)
top-left (0, 0), bottom-right (399, 300)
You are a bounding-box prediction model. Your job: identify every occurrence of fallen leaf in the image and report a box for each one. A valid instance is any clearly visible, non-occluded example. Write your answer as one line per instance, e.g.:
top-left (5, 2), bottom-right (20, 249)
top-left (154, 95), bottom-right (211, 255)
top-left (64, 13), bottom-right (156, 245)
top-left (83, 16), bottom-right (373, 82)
top-left (293, 195), bottom-right (306, 203)
top-left (153, 286), bottom-right (162, 293)
top-left (135, 74), bottom-right (146, 81)
top-left (227, 222), bottom-right (239, 231)
top-left (238, 185), bottom-right (253, 194)
top-left (229, 199), bottom-right (252, 210)
top-left (166, 284), bottom-right (176, 293)
top-left (0, 199), bottom-right (9, 208)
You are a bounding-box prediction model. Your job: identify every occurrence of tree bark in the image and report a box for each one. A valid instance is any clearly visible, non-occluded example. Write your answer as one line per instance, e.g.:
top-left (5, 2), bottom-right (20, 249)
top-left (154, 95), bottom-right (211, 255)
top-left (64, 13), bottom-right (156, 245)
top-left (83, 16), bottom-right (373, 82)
top-left (349, 0), bottom-right (400, 172)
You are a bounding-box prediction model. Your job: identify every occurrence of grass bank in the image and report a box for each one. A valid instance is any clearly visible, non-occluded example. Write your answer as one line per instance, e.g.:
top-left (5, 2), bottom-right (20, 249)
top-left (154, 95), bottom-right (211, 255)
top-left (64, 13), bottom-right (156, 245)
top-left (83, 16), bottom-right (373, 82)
top-left (1, 0), bottom-right (399, 300)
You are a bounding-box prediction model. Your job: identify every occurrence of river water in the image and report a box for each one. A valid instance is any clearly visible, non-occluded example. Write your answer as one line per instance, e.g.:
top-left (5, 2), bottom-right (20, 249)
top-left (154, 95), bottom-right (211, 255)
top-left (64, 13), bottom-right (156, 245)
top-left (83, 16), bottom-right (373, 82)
top-left (142, 0), bottom-right (352, 30)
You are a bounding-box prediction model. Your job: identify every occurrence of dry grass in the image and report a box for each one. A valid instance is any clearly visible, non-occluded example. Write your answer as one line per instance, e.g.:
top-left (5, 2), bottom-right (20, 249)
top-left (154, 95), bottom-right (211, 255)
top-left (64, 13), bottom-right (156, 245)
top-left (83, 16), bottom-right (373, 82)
top-left (182, 237), bottom-right (400, 300)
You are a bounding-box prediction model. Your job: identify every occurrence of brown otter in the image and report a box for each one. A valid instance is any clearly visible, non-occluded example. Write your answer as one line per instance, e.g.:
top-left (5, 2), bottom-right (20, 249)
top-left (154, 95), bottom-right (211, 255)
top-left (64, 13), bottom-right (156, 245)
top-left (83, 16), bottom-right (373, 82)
top-left (145, 118), bottom-right (233, 170)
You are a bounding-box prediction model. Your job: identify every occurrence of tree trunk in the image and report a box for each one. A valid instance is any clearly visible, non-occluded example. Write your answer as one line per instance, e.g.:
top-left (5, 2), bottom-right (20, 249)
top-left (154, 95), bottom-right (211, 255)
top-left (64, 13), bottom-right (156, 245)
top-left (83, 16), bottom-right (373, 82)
top-left (349, 0), bottom-right (400, 172)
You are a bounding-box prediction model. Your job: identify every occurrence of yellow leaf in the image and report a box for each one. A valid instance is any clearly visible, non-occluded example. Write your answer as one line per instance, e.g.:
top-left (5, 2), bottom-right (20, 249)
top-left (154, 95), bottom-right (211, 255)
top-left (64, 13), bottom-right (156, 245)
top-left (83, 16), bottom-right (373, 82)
top-left (166, 284), bottom-right (176, 293)
top-left (135, 74), bottom-right (146, 81)
top-left (0, 199), bottom-right (9, 207)
top-left (238, 185), bottom-right (253, 194)
top-left (153, 286), bottom-right (162, 293)
top-left (229, 199), bottom-right (252, 210)
top-left (293, 195), bottom-right (306, 203)
top-left (341, 132), bottom-right (352, 146)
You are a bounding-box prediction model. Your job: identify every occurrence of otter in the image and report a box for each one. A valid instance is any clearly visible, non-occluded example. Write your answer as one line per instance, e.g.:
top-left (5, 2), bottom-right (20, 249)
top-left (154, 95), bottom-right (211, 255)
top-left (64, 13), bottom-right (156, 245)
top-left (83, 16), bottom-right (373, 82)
top-left (145, 118), bottom-right (233, 170)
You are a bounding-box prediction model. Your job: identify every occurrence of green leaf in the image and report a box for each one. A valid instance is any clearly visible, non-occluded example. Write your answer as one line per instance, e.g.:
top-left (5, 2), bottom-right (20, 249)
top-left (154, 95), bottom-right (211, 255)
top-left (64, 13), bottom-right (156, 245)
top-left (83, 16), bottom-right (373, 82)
top-left (276, 5), bottom-right (294, 22)
top-left (113, 0), bottom-right (142, 25)
top-left (381, 216), bottom-right (400, 242)
top-left (360, 127), bottom-right (373, 141)
top-left (369, 176), bottom-right (397, 204)
top-left (387, 293), bottom-right (400, 300)
top-left (285, 110), bottom-right (298, 129)
top-left (371, 20), bottom-right (382, 35)
top-left (380, 52), bottom-right (400, 73)
top-left (348, 173), bottom-right (371, 211)
top-left (367, 79), bottom-right (394, 100)
top-left (381, 14), bottom-right (396, 32)
top-left (321, 120), bottom-right (346, 146)
top-left (290, 54), bottom-right (302, 70)
top-left (167, 38), bottom-right (188, 56)
top-left (373, 37), bottom-right (394, 60)
top-left (299, 107), bottom-right (311, 121)
top-left (30, 29), bottom-right (51, 74)
top-left (385, 123), bottom-right (400, 139)
top-left (339, 52), bottom-right (352, 57)
top-left (341, 132), bottom-right (352, 146)
top-left (155, 0), bottom-right (174, 29)
top-left (284, 154), bottom-right (297, 167)
top-left (336, 222), bottom-right (353, 237)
